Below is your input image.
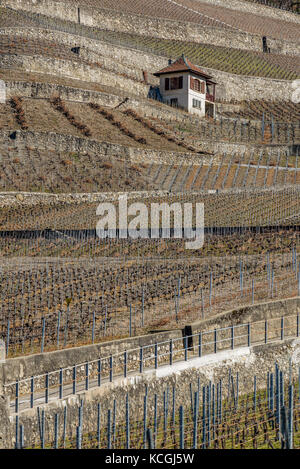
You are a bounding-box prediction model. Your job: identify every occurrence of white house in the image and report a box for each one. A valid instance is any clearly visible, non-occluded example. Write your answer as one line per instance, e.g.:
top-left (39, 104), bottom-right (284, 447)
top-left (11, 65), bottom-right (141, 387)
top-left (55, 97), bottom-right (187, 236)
top-left (154, 55), bottom-right (216, 118)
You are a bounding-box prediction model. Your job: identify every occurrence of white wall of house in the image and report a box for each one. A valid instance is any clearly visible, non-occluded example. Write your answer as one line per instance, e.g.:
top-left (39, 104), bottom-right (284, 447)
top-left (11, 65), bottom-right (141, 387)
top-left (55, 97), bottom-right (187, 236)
top-left (159, 72), bottom-right (211, 117)
top-left (159, 72), bottom-right (189, 110)
top-left (187, 74), bottom-right (206, 117)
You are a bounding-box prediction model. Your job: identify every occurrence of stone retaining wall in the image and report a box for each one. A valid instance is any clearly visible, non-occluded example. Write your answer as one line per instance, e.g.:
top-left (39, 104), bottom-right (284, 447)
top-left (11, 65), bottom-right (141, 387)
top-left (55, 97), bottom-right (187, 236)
top-left (2, 336), bottom-right (300, 448)
top-left (1, 183), bottom-right (296, 208)
top-left (0, 127), bottom-right (292, 170)
top-left (0, 129), bottom-right (210, 165)
top-left (0, 54), bottom-right (149, 98)
top-left (0, 27), bottom-right (154, 85)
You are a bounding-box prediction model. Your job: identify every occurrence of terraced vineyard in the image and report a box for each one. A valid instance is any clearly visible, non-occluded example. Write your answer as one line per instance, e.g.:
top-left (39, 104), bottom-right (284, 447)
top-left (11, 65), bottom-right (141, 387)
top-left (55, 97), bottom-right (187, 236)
top-left (0, 34), bottom-right (146, 85)
top-left (218, 100), bottom-right (300, 121)
top-left (0, 99), bottom-right (195, 151)
top-left (244, 0), bottom-right (300, 13)
top-left (124, 35), bottom-right (300, 78)
top-left (1, 227), bottom-right (300, 260)
top-left (32, 379), bottom-right (299, 449)
top-left (149, 113), bottom-right (300, 145)
top-left (13, 190), bottom-right (300, 228)
top-left (1, 0), bottom-right (300, 452)
top-left (1, 246), bottom-right (300, 357)
top-left (0, 69), bottom-right (131, 99)
top-left (0, 35), bottom-right (93, 64)
top-left (1, 98), bottom-right (299, 196)
top-left (1, 7), bottom-right (299, 80)
top-left (0, 150), bottom-right (157, 193)
top-left (147, 160), bottom-right (300, 192)
top-left (35, 0), bottom-right (300, 41)
top-left (1, 187), bottom-right (300, 231)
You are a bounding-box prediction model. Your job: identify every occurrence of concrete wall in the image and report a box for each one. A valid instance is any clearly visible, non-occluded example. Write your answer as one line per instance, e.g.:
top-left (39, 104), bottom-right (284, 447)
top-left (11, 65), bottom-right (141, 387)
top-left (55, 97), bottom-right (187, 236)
top-left (204, 66), bottom-right (294, 102)
top-left (187, 297), bottom-right (300, 353)
top-left (190, 296), bottom-right (300, 334)
top-left (4, 0), bottom-right (300, 56)
top-left (4, 336), bottom-right (300, 448)
top-left (1, 296), bottom-right (299, 388)
top-left (0, 296), bottom-right (299, 447)
top-left (0, 329), bottom-right (183, 394)
top-left (4, 80), bottom-right (179, 123)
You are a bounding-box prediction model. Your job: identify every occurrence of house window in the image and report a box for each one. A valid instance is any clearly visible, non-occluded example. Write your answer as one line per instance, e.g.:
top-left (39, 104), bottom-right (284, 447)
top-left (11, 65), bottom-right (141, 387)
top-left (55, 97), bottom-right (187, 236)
top-left (192, 99), bottom-right (201, 109)
top-left (190, 78), bottom-right (205, 94)
top-left (170, 76), bottom-right (183, 90)
top-left (194, 79), bottom-right (200, 92)
top-left (170, 98), bottom-right (178, 107)
top-left (165, 77), bottom-right (183, 91)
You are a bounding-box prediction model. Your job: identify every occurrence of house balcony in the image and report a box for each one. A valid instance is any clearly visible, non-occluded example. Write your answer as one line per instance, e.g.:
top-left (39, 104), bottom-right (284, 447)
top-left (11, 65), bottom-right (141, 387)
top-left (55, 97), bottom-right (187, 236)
top-left (206, 93), bottom-right (215, 102)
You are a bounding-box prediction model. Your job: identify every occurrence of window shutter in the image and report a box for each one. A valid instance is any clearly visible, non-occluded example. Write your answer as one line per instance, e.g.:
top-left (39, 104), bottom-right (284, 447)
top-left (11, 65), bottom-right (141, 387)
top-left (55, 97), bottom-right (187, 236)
top-left (165, 78), bottom-right (169, 90)
top-left (201, 81), bottom-right (205, 94)
top-left (190, 77), bottom-right (194, 90)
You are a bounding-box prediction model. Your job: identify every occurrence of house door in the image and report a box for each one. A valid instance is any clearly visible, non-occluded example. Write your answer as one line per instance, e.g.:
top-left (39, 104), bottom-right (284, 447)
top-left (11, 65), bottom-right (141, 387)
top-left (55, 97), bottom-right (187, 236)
top-left (205, 102), bottom-right (214, 118)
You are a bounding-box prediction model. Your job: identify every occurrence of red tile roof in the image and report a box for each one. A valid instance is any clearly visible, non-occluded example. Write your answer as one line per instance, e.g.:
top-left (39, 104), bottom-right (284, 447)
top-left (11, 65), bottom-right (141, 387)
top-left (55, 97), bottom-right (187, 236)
top-left (154, 55), bottom-right (213, 80)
